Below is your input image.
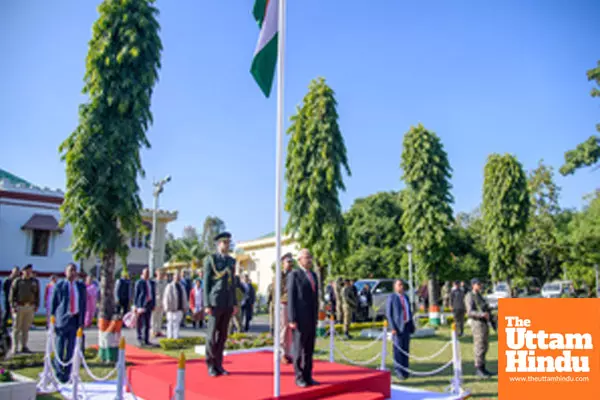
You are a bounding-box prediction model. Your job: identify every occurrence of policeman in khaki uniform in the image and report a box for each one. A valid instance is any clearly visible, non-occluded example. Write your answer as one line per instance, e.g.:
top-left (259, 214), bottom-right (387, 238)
top-left (9, 264), bottom-right (39, 355)
top-left (341, 279), bottom-right (357, 339)
top-left (203, 232), bottom-right (238, 377)
top-left (465, 278), bottom-right (493, 379)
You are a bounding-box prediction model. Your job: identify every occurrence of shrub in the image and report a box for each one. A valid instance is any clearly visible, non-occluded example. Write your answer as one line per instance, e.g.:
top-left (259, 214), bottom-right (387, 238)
top-left (159, 336), bottom-right (206, 350)
top-left (0, 347), bottom-right (100, 370)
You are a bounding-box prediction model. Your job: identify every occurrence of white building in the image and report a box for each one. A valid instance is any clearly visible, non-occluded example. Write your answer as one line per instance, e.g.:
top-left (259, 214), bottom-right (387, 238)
top-left (0, 168), bottom-right (177, 311)
top-left (235, 233), bottom-right (299, 296)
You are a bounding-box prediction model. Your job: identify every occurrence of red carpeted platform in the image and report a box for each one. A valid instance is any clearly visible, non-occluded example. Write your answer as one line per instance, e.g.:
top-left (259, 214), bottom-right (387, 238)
top-left (127, 350), bottom-right (390, 400)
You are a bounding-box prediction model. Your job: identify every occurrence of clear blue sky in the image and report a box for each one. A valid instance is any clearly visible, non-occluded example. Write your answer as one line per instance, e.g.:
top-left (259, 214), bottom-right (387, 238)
top-left (1, 1), bottom-right (598, 242)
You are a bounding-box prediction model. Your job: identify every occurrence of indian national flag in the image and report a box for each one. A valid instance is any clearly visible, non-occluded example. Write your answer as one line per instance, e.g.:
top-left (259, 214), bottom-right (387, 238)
top-left (251, 0), bottom-right (278, 97)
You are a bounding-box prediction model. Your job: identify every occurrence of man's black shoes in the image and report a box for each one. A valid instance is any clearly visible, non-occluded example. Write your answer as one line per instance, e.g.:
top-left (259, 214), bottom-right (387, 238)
top-left (208, 368), bottom-right (219, 377)
top-left (295, 379), bottom-right (308, 388)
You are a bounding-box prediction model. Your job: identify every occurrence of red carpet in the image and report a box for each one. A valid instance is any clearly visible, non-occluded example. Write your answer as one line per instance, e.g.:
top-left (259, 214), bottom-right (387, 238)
top-left (127, 350), bottom-right (390, 400)
top-left (123, 344), bottom-right (175, 366)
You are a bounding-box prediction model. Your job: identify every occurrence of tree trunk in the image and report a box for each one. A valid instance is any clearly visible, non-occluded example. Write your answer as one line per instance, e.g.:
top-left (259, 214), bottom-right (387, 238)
top-left (98, 250), bottom-right (122, 362)
top-left (428, 277), bottom-right (441, 326)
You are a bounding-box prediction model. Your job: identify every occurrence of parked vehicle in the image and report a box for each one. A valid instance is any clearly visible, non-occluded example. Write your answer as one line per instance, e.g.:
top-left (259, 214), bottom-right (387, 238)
top-left (541, 280), bottom-right (574, 298)
top-left (486, 282), bottom-right (511, 309)
top-left (354, 279), bottom-right (395, 320)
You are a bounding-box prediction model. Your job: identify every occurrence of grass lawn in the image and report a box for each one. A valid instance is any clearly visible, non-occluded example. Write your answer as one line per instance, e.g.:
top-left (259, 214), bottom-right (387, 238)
top-left (17, 325), bottom-right (497, 399)
top-left (313, 326), bottom-right (499, 399)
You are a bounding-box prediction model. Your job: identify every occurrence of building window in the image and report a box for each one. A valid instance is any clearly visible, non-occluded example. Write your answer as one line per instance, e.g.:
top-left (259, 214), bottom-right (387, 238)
top-left (31, 229), bottom-right (50, 256)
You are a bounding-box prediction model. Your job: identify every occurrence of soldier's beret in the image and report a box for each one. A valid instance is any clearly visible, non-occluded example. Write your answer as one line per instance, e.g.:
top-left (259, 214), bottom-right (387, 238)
top-left (23, 264), bottom-right (33, 270)
top-left (214, 232), bottom-right (232, 241)
top-left (471, 278), bottom-right (481, 285)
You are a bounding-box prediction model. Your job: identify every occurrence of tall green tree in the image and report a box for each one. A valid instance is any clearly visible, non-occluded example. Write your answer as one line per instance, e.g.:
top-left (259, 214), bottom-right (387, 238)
top-left (523, 161), bottom-right (562, 283)
top-left (59, 0), bottom-right (162, 361)
top-left (201, 216), bottom-right (226, 252)
top-left (562, 192), bottom-right (600, 289)
top-left (400, 124), bottom-right (454, 310)
top-left (447, 210), bottom-right (489, 283)
top-left (285, 77), bottom-right (351, 281)
top-left (343, 191), bottom-right (405, 279)
top-left (560, 61), bottom-right (600, 175)
top-left (482, 154), bottom-right (530, 283)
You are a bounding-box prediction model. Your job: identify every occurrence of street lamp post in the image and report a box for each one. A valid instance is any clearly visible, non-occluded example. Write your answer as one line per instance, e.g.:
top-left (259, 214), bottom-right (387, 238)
top-left (406, 244), bottom-right (414, 311)
top-left (149, 175), bottom-right (171, 277)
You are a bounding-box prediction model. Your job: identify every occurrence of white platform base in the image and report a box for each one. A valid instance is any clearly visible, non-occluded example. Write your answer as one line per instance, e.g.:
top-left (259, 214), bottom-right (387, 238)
top-left (0, 373), bottom-right (36, 400)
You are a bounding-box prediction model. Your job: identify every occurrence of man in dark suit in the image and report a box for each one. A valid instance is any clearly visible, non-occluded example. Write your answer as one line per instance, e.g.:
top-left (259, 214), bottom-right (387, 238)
top-left (241, 275), bottom-right (255, 332)
top-left (287, 248), bottom-right (319, 388)
top-left (51, 263), bottom-right (86, 383)
top-left (134, 268), bottom-right (156, 347)
top-left (203, 232), bottom-right (238, 377)
top-left (114, 271), bottom-right (131, 316)
top-left (386, 279), bottom-right (415, 381)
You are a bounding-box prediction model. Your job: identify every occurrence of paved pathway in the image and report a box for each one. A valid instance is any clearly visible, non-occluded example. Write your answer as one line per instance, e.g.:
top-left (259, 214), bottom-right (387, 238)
top-left (21, 314), bottom-right (270, 353)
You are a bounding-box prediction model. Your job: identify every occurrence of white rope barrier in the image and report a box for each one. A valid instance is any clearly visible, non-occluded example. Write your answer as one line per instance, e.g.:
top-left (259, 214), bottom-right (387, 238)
top-left (69, 328), bottom-right (84, 400)
top-left (392, 339), bottom-right (452, 361)
top-left (333, 347), bottom-right (381, 366)
top-left (78, 348), bottom-right (118, 381)
top-left (394, 359), bottom-right (454, 377)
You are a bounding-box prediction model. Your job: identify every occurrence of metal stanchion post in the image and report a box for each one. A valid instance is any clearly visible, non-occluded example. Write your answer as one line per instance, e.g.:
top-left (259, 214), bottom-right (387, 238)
top-left (450, 323), bottom-right (463, 394)
top-left (380, 320), bottom-right (388, 370)
top-left (115, 337), bottom-right (126, 400)
top-left (175, 352), bottom-right (186, 400)
top-left (38, 316), bottom-right (56, 391)
top-left (329, 315), bottom-right (335, 363)
top-left (71, 328), bottom-right (83, 400)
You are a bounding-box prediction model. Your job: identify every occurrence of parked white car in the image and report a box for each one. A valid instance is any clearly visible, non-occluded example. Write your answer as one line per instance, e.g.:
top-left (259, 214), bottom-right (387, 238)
top-left (354, 279), bottom-right (395, 319)
top-left (486, 282), bottom-right (511, 309)
top-left (541, 281), bottom-right (574, 298)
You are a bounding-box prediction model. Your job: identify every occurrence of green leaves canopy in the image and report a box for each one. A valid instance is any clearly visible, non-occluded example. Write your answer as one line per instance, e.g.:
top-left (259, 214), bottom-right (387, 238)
top-left (285, 77), bottom-right (350, 269)
top-left (560, 60), bottom-right (600, 175)
top-left (400, 124), bottom-right (454, 280)
top-left (59, 0), bottom-right (162, 322)
top-left (482, 154), bottom-right (530, 282)
top-left (343, 191), bottom-right (405, 279)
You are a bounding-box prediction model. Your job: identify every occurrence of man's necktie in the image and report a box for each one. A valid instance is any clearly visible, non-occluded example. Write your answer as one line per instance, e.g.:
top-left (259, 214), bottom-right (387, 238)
top-left (70, 283), bottom-right (76, 314)
top-left (306, 271), bottom-right (316, 292)
top-left (146, 281), bottom-right (151, 303)
top-left (400, 294), bottom-right (408, 323)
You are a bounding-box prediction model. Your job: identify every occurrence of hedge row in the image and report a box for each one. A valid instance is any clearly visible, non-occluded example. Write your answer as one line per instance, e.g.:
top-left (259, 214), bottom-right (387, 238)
top-left (159, 333), bottom-right (274, 351)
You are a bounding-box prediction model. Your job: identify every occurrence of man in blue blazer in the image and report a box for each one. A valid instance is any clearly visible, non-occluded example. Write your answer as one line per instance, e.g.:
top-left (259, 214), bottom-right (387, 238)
top-left (386, 279), bottom-right (415, 380)
top-left (134, 268), bottom-right (156, 347)
top-left (51, 263), bottom-right (86, 383)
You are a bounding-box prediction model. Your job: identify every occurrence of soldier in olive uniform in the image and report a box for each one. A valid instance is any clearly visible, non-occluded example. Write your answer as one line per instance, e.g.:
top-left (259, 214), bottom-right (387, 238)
top-left (341, 279), bottom-right (358, 339)
top-left (465, 278), bottom-right (493, 379)
top-left (203, 232), bottom-right (238, 377)
top-left (9, 264), bottom-right (39, 356)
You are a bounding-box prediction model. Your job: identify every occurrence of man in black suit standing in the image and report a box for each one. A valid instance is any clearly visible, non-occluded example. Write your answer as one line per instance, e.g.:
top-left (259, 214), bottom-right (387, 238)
top-left (134, 268), bottom-right (156, 347)
top-left (287, 248), bottom-right (319, 388)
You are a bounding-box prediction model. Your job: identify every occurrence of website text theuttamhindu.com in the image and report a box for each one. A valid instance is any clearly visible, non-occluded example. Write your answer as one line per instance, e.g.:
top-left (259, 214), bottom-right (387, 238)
top-left (508, 376), bottom-right (590, 383)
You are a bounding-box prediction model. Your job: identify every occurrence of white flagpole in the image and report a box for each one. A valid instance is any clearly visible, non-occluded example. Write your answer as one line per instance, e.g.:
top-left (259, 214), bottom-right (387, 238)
top-left (273, 0), bottom-right (286, 397)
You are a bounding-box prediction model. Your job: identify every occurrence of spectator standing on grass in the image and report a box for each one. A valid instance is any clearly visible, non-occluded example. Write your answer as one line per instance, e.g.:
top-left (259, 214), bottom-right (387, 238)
top-left (3, 267), bottom-right (19, 328)
top-left (386, 279), bottom-right (414, 381)
top-left (8, 264), bottom-right (39, 356)
top-left (241, 275), bottom-right (255, 332)
top-left (180, 270), bottom-right (192, 328)
top-left (189, 278), bottom-right (204, 329)
top-left (163, 272), bottom-right (187, 339)
top-left (51, 263), bottom-right (86, 383)
top-left (115, 271), bottom-right (131, 317)
top-left (84, 276), bottom-right (98, 328)
top-left (450, 280), bottom-right (466, 337)
top-left (152, 270), bottom-right (168, 337)
top-left (358, 284), bottom-right (373, 321)
top-left (44, 275), bottom-right (57, 327)
top-left (341, 279), bottom-right (357, 339)
top-left (134, 268), bottom-right (156, 347)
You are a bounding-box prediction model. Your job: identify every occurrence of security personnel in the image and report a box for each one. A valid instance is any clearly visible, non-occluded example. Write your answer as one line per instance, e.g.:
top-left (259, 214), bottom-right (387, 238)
top-left (9, 264), bottom-right (39, 355)
top-left (465, 278), bottom-right (493, 379)
top-left (203, 232), bottom-right (238, 377)
top-left (341, 279), bottom-right (357, 339)
top-left (334, 277), bottom-right (344, 322)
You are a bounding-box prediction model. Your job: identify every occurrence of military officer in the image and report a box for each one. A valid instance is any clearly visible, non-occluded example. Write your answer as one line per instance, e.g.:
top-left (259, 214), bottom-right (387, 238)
top-left (203, 232), bottom-right (238, 377)
top-left (341, 279), bottom-right (357, 339)
top-left (465, 278), bottom-right (493, 379)
top-left (334, 277), bottom-right (344, 322)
